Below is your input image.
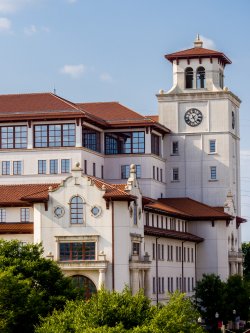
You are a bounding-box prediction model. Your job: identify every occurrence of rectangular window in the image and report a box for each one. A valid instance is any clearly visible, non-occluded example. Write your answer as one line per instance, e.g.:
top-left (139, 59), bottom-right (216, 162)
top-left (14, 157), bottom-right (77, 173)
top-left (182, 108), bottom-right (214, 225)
top-left (151, 134), bottom-right (160, 156)
top-left (50, 159), bottom-right (58, 174)
top-left (162, 277), bottom-right (165, 294)
top-left (168, 277), bottom-right (170, 292)
top-left (13, 161), bottom-right (22, 175)
top-left (209, 139), bottom-right (216, 153)
top-left (152, 243), bottom-right (155, 260)
top-left (188, 277), bottom-right (190, 292)
top-left (172, 168), bottom-right (179, 181)
top-left (145, 213), bottom-right (149, 226)
top-left (153, 277), bottom-right (156, 294)
top-left (192, 277), bottom-right (194, 290)
top-left (93, 163), bottom-right (96, 177)
top-left (61, 159), bottom-right (70, 173)
top-left (152, 214), bottom-right (154, 227)
top-left (21, 208), bottom-right (29, 222)
top-left (156, 215), bottom-right (159, 228)
top-left (132, 242), bottom-right (140, 255)
top-left (0, 126), bottom-right (27, 149)
top-left (121, 165), bottom-right (141, 179)
top-left (82, 127), bottom-right (101, 152)
top-left (134, 204), bottom-right (137, 225)
top-left (59, 242), bottom-right (95, 261)
top-left (101, 165), bottom-right (104, 179)
top-left (105, 131), bottom-right (145, 154)
top-left (153, 166), bottom-right (155, 179)
top-left (183, 247), bottom-right (186, 262)
top-left (191, 248), bottom-right (194, 262)
top-left (2, 161), bottom-right (10, 175)
top-left (172, 141), bottom-right (179, 155)
top-left (162, 245), bottom-right (164, 260)
top-left (187, 248), bottom-right (190, 262)
top-left (161, 216), bottom-right (164, 228)
top-left (34, 124), bottom-right (75, 148)
top-left (0, 208), bottom-right (6, 222)
top-left (157, 167), bottom-right (159, 181)
top-left (38, 160), bottom-right (46, 174)
top-left (210, 166), bottom-right (217, 180)
top-left (157, 243), bottom-right (160, 260)
top-left (176, 277), bottom-right (179, 290)
top-left (160, 168), bottom-right (163, 182)
top-left (84, 160), bottom-right (87, 174)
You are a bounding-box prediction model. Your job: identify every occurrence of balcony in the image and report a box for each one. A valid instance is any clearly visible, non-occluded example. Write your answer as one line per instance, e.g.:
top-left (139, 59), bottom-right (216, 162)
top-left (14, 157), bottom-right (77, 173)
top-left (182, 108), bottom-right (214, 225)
top-left (228, 250), bottom-right (243, 262)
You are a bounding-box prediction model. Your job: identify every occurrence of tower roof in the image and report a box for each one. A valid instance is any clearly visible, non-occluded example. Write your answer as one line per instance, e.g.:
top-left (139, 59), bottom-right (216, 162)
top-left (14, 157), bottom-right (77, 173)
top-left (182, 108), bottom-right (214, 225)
top-left (165, 36), bottom-right (231, 65)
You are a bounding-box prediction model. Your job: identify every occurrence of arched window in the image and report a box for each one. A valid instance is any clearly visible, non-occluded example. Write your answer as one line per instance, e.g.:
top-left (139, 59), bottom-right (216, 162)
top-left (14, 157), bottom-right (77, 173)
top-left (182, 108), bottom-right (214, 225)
top-left (71, 275), bottom-right (97, 299)
top-left (185, 67), bottom-right (193, 89)
top-left (70, 196), bottom-right (84, 224)
top-left (196, 67), bottom-right (206, 88)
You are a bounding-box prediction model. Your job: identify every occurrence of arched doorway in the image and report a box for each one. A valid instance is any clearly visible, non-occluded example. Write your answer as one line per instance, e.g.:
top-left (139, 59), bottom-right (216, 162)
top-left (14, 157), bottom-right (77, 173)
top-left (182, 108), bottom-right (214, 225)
top-left (71, 275), bottom-right (97, 299)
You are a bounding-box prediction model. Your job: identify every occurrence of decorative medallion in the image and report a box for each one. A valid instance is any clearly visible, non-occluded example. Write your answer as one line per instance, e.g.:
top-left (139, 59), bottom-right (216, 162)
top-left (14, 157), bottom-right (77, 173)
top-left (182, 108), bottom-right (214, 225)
top-left (91, 206), bottom-right (102, 217)
top-left (54, 206), bottom-right (65, 218)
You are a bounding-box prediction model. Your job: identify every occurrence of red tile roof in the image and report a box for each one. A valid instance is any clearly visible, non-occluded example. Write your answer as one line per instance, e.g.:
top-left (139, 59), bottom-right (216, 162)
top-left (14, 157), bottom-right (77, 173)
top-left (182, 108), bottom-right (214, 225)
top-left (0, 183), bottom-right (59, 206)
top-left (144, 226), bottom-right (203, 243)
top-left (0, 222), bottom-right (33, 234)
top-left (165, 47), bottom-right (231, 65)
top-left (144, 197), bottom-right (232, 221)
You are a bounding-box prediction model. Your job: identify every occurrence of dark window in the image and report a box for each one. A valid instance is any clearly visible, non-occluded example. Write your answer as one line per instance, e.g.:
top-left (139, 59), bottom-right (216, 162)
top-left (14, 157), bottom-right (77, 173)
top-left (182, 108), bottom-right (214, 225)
top-left (50, 160), bottom-right (58, 174)
top-left (152, 243), bottom-right (155, 260)
top-left (61, 159), bottom-right (70, 173)
top-left (153, 166), bottom-right (155, 179)
top-left (101, 165), bottom-right (104, 179)
top-left (21, 208), bottom-right (29, 222)
top-left (84, 160), bottom-right (87, 174)
top-left (151, 134), bottom-right (160, 156)
top-left (82, 127), bottom-right (101, 152)
top-left (172, 141), bottom-right (179, 155)
top-left (2, 161), bottom-right (10, 175)
top-left (132, 242), bottom-right (140, 255)
top-left (70, 196), bottom-right (84, 224)
top-left (13, 161), bottom-right (22, 175)
top-left (71, 275), bottom-right (97, 299)
top-left (0, 126), bottom-right (27, 149)
top-left (105, 132), bottom-right (145, 154)
top-left (34, 124), bottom-right (75, 148)
top-left (157, 167), bottom-right (159, 181)
top-left (0, 208), bottom-right (6, 222)
top-left (38, 160), bottom-right (46, 174)
top-left (93, 163), bottom-right (96, 177)
top-left (173, 168), bottom-right (179, 181)
top-left (145, 213), bottom-right (149, 226)
top-left (210, 166), bottom-right (217, 180)
top-left (153, 277), bottom-right (156, 293)
top-left (185, 67), bottom-right (193, 89)
top-left (209, 140), bottom-right (216, 153)
top-left (134, 204), bottom-right (137, 225)
top-left (196, 66), bottom-right (206, 89)
top-left (160, 168), bottom-right (163, 182)
top-left (121, 165), bottom-right (141, 179)
top-left (59, 242), bottom-right (95, 261)
top-left (152, 214), bottom-right (154, 227)
top-left (219, 70), bottom-right (224, 89)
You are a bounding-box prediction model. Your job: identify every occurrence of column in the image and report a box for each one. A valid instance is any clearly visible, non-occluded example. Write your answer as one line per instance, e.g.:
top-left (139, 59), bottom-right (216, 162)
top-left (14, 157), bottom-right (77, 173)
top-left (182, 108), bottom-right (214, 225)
top-left (98, 269), bottom-right (106, 289)
top-left (131, 268), bottom-right (140, 295)
top-left (27, 125), bottom-right (33, 149)
top-left (144, 269), bottom-right (151, 298)
top-left (76, 121), bottom-right (82, 148)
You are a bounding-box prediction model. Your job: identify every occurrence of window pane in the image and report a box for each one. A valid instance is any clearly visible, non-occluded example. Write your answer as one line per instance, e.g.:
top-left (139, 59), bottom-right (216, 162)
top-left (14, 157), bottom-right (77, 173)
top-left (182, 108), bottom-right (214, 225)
top-left (50, 160), bottom-right (58, 174)
top-left (61, 159), bottom-right (70, 173)
top-left (38, 160), bottom-right (46, 174)
top-left (34, 125), bottom-right (48, 147)
top-left (0, 209), bottom-right (6, 222)
top-left (13, 161), bottom-right (22, 175)
top-left (2, 161), bottom-right (10, 175)
top-left (70, 196), bottom-right (84, 224)
top-left (63, 124), bottom-right (75, 147)
top-left (82, 127), bottom-right (100, 152)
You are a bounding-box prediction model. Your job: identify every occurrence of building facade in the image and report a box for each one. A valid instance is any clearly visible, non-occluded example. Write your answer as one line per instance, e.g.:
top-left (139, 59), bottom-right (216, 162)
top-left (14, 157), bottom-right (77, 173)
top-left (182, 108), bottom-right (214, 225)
top-left (0, 36), bottom-right (245, 302)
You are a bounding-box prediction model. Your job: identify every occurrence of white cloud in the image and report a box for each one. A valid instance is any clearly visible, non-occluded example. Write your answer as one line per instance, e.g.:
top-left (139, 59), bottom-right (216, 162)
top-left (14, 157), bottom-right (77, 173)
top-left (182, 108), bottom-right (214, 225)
top-left (0, 0), bottom-right (32, 13)
top-left (60, 64), bottom-right (86, 79)
top-left (200, 35), bottom-right (216, 50)
top-left (100, 72), bottom-right (113, 83)
top-left (24, 24), bottom-right (37, 35)
top-left (0, 17), bottom-right (11, 31)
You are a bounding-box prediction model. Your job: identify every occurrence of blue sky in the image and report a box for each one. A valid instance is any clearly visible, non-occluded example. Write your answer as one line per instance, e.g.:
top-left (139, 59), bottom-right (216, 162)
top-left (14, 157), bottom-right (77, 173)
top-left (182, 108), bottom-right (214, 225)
top-left (1, 0), bottom-right (250, 240)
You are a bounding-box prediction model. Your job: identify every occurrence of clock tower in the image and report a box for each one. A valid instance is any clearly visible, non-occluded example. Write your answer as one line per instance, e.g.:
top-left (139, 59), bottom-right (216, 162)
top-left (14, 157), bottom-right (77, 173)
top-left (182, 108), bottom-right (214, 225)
top-left (157, 35), bottom-right (241, 217)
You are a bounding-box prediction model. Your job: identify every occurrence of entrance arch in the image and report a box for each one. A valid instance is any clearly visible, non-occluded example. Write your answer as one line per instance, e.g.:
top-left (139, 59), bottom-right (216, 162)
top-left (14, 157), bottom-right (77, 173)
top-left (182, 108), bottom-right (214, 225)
top-left (71, 275), bottom-right (97, 299)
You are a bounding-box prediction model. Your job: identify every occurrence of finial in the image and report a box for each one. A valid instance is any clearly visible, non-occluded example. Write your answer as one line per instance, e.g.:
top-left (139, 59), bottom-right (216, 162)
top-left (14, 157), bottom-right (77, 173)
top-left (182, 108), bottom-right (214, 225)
top-left (194, 34), bottom-right (203, 48)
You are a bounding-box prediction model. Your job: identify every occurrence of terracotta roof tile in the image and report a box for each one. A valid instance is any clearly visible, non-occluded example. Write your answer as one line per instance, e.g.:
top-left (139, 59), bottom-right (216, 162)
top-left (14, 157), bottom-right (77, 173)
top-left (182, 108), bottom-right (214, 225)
top-left (0, 183), bottom-right (59, 206)
top-left (165, 47), bottom-right (231, 65)
top-left (145, 197), bottom-right (232, 220)
top-left (144, 226), bottom-right (203, 243)
top-left (0, 222), bottom-right (33, 234)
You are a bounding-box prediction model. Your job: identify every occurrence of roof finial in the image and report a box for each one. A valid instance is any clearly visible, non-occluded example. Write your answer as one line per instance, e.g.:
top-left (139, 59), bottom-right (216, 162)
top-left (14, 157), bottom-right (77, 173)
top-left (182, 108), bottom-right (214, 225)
top-left (194, 34), bottom-right (203, 48)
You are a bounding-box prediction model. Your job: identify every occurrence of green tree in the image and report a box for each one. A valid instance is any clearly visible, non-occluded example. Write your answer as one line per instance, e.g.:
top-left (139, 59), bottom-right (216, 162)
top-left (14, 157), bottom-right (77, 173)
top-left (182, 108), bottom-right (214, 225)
top-left (242, 242), bottom-right (250, 280)
top-left (0, 240), bottom-right (77, 333)
top-left (194, 274), bottom-right (226, 330)
top-left (224, 275), bottom-right (250, 321)
top-left (36, 289), bottom-right (204, 333)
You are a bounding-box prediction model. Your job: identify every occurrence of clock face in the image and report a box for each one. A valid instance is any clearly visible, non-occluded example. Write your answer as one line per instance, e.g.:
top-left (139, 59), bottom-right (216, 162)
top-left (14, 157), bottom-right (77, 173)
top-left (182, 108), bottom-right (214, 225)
top-left (54, 206), bottom-right (65, 218)
top-left (184, 108), bottom-right (203, 127)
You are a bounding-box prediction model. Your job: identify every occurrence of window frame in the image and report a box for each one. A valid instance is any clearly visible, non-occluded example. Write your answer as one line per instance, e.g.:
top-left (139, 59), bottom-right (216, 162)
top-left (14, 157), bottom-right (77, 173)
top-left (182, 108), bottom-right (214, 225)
top-left (59, 242), bottom-right (95, 261)
top-left (210, 166), bottom-right (217, 180)
top-left (209, 139), bottom-right (216, 154)
top-left (0, 125), bottom-right (27, 149)
top-left (61, 159), bottom-right (70, 173)
top-left (196, 66), bottom-right (206, 89)
top-left (2, 161), bottom-right (10, 175)
top-left (82, 127), bottom-right (101, 152)
top-left (34, 123), bottom-right (76, 148)
top-left (172, 141), bottom-right (179, 155)
top-left (38, 160), bottom-right (47, 174)
top-left (70, 196), bottom-right (84, 224)
top-left (0, 208), bottom-right (6, 222)
top-left (151, 133), bottom-right (161, 156)
top-left (13, 161), bottom-right (22, 175)
top-left (185, 67), bottom-right (194, 89)
top-left (172, 168), bottom-right (179, 181)
top-left (50, 159), bottom-right (58, 174)
top-left (20, 208), bottom-right (30, 222)
top-left (104, 131), bottom-right (145, 155)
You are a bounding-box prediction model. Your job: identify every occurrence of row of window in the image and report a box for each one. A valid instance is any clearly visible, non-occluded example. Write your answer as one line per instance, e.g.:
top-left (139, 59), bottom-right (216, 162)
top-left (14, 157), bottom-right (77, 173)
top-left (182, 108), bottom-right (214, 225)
top-left (152, 276), bottom-right (195, 294)
top-left (185, 66), bottom-right (206, 89)
top-left (145, 213), bottom-right (187, 232)
top-left (1, 161), bottom-right (22, 175)
top-left (171, 139), bottom-right (217, 156)
top-left (171, 166), bottom-right (218, 181)
top-left (153, 166), bottom-right (164, 182)
top-left (152, 243), bottom-right (194, 263)
top-left (0, 208), bottom-right (30, 222)
top-left (0, 125), bottom-right (163, 156)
